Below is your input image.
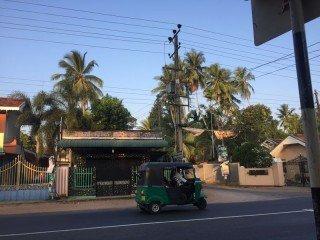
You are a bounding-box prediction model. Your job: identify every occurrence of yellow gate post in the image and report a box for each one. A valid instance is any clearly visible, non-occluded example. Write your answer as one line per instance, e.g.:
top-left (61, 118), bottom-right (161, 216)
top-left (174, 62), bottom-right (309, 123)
top-left (15, 157), bottom-right (21, 187)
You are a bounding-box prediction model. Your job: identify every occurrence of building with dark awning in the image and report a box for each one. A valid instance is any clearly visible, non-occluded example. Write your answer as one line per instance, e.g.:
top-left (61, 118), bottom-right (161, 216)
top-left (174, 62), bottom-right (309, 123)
top-left (58, 139), bottom-right (168, 149)
top-left (57, 130), bottom-right (168, 196)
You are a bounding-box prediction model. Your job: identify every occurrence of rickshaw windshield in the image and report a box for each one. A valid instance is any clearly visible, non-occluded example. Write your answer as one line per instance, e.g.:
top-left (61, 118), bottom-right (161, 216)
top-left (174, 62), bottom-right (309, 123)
top-left (137, 170), bottom-right (146, 185)
top-left (182, 168), bottom-right (195, 180)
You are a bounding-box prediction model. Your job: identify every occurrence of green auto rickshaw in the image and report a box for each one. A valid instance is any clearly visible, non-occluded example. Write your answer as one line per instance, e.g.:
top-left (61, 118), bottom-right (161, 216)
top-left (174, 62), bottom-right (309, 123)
top-left (135, 162), bottom-right (207, 214)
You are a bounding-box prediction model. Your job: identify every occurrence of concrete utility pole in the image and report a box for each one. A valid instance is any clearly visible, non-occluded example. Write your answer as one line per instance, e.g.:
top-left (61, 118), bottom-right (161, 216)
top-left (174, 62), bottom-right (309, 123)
top-left (210, 110), bottom-right (215, 161)
top-left (289, 0), bottom-right (320, 237)
top-left (314, 90), bottom-right (320, 119)
top-left (168, 24), bottom-right (184, 159)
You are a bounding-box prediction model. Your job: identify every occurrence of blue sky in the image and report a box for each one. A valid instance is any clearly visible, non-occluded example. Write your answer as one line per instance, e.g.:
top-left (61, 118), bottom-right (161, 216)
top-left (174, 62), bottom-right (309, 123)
top-left (0, 0), bottom-right (319, 124)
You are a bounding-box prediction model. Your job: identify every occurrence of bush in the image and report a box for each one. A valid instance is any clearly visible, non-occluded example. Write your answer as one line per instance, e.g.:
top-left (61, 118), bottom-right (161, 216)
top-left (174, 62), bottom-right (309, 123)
top-left (232, 142), bottom-right (273, 168)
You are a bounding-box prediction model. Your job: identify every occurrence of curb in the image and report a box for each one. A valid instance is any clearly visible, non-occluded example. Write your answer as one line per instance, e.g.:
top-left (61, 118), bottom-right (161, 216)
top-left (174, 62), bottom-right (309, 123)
top-left (0, 195), bottom-right (135, 205)
top-left (59, 195), bottom-right (135, 203)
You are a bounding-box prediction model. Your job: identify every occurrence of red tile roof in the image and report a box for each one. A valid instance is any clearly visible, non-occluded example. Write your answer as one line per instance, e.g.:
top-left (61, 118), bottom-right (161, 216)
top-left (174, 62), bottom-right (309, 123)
top-left (292, 134), bottom-right (306, 142)
top-left (0, 97), bottom-right (25, 108)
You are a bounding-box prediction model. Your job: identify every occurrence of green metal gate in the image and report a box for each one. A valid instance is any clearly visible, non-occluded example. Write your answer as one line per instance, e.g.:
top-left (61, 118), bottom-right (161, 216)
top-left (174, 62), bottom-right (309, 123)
top-left (69, 167), bottom-right (96, 196)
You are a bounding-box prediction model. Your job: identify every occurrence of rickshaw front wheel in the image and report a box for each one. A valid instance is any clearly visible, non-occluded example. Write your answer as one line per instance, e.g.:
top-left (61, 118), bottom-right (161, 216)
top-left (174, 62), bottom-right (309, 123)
top-left (196, 198), bottom-right (207, 210)
top-left (149, 202), bottom-right (162, 214)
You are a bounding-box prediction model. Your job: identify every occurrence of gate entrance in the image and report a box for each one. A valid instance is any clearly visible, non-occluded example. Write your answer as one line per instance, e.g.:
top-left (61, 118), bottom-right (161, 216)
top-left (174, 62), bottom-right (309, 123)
top-left (94, 155), bottom-right (143, 196)
top-left (283, 156), bottom-right (309, 186)
top-left (0, 156), bottom-right (53, 201)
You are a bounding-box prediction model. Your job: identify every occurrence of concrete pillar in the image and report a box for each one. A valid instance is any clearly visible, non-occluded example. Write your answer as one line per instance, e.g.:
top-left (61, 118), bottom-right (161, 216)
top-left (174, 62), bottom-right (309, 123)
top-left (55, 163), bottom-right (69, 197)
top-left (272, 161), bottom-right (285, 187)
top-left (203, 163), bottom-right (207, 181)
top-left (55, 148), bottom-right (72, 198)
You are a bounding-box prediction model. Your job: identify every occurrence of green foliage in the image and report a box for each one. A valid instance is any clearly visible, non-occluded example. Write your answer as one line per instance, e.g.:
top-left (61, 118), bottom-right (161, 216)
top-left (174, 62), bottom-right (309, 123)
top-left (203, 64), bottom-right (255, 113)
top-left (184, 49), bottom-right (206, 93)
top-left (233, 142), bottom-right (273, 168)
top-left (139, 118), bottom-right (152, 130)
top-left (20, 132), bottom-right (35, 152)
top-left (204, 64), bottom-right (240, 113)
top-left (234, 104), bottom-right (285, 144)
top-left (285, 113), bottom-right (303, 134)
top-left (277, 104), bottom-right (303, 134)
top-left (152, 51), bottom-right (255, 162)
top-left (148, 98), bottom-right (175, 152)
top-left (10, 91), bottom-right (62, 155)
top-left (183, 132), bottom-right (212, 164)
top-left (91, 94), bottom-right (135, 131)
top-left (52, 50), bottom-right (103, 114)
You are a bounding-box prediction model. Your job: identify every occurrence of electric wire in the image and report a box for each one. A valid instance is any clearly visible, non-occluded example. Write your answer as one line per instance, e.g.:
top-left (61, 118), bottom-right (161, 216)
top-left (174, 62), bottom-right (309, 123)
top-left (0, 35), bottom-right (164, 54)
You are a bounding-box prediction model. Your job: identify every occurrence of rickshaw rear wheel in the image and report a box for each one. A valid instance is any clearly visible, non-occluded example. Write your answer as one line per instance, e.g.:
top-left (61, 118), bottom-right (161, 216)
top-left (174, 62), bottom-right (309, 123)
top-left (196, 198), bottom-right (207, 210)
top-left (149, 202), bottom-right (162, 214)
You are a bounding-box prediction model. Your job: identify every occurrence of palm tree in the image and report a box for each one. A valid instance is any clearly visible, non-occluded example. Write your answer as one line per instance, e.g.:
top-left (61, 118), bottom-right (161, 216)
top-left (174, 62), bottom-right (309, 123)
top-left (152, 65), bottom-right (178, 125)
top-left (183, 133), bottom-right (196, 163)
top-left (53, 77), bottom-right (84, 130)
top-left (286, 113), bottom-right (303, 134)
top-left (204, 64), bottom-right (240, 113)
top-left (10, 91), bottom-right (61, 155)
top-left (184, 49), bottom-right (206, 93)
top-left (139, 118), bottom-right (152, 131)
top-left (233, 67), bottom-right (255, 100)
top-left (277, 104), bottom-right (296, 131)
top-left (52, 50), bottom-right (103, 113)
top-left (152, 66), bottom-right (173, 103)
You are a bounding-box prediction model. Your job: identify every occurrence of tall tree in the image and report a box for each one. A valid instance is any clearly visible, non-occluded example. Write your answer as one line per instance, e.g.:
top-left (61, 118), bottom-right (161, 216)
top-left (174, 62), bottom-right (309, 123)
top-left (152, 64), bottom-right (178, 126)
top-left (91, 94), bottom-right (135, 131)
top-left (152, 66), bottom-right (173, 103)
top-left (233, 142), bottom-right (273, 168)
top-left (184, 49), bottom-right (206, 93)
top-left (233, 67), bottom-right (255, 100)
top-left (276, 104), bottom-right (303, 134)
top-left (204, 64), bottom-right (240, 113)
top-left (52, 50), bottom-right (103, 113)
top-left (234, 104), bottom-right (285, 144)
top-left (277, 104), bottom-right (296, 132)
top-left (53, 78), bottom-right (82, 130)
top-left (148, 97), bottom-right (175, 152)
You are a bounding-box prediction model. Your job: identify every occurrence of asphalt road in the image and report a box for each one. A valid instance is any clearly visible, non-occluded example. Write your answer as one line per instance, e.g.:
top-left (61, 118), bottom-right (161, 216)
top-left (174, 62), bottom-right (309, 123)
top-left (0, 194), bottom-right (315, 240)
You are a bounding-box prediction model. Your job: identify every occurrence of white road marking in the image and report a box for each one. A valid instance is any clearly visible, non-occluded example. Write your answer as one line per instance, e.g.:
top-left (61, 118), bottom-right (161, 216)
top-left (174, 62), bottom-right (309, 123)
top-left (0, 209), bottom-right (313, 238)
top-left (303, 208), bottom-right (314, 212)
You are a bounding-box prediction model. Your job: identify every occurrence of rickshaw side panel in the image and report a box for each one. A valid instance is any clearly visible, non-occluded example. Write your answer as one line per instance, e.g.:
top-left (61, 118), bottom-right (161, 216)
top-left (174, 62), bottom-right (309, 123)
top-left (136, 186), bottom-right (171, 206)
top-left (194, 180), bottom-right (205, 201)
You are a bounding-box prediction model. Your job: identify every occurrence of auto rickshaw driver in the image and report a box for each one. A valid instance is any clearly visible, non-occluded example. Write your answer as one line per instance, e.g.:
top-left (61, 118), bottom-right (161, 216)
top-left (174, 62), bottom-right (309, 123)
top-left (172, 168), bottom-right (187, 187)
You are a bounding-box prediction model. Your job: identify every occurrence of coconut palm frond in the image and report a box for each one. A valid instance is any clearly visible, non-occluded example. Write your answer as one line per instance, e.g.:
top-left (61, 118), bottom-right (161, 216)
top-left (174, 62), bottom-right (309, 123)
top-left (86, 81), bottom-right (104, 98)
top-left (83, 60), bottom-right (98, 74)
top-left (85, 75), bottom-right (103, 88)
top-left (139, 118), bottom-right (152, 130)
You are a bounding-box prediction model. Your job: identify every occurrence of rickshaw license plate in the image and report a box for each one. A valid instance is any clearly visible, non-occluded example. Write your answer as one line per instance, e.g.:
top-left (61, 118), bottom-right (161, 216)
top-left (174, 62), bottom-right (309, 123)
top-left (141, 196), bottom-right (146, 201)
